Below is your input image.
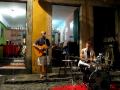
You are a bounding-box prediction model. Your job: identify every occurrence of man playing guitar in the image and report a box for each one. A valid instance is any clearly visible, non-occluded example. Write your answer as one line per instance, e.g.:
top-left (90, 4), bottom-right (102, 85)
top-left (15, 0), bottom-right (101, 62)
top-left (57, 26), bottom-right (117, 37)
top-left (33, 31), bottom-right (50, 78)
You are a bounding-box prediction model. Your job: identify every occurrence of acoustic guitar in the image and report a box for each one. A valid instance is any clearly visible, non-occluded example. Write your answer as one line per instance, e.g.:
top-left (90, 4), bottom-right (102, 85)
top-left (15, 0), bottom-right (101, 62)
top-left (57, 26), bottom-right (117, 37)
top-left (33, 44), bottom-right (48, 57)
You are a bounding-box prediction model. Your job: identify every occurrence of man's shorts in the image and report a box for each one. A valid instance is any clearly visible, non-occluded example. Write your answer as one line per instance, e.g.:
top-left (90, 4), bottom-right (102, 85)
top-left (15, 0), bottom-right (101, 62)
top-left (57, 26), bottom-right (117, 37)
top-left (37, 56), bottom-right (50, 65)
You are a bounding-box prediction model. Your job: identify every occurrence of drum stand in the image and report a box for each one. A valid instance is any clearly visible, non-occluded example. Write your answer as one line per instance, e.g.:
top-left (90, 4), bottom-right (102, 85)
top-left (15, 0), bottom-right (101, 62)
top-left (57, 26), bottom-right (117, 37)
top-left (89, 54), bottom-right (103, 80)
top-left (88, 63), bottom-right (99, 80)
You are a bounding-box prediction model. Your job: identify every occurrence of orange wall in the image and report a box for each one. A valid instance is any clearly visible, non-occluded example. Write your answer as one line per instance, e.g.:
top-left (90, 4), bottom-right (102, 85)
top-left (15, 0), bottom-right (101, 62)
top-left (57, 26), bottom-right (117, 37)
top-left (32, 0), bottom-right (51, 73)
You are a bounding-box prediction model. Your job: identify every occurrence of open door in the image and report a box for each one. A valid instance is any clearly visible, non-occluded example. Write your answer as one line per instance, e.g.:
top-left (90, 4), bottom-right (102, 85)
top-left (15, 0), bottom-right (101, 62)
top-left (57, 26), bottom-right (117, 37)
top-left (93, 7), bottom-right (115, 55)
top-left (73, 8), bottom-right (80, 42)
top-left (93, 7), bottom-right (116, 66)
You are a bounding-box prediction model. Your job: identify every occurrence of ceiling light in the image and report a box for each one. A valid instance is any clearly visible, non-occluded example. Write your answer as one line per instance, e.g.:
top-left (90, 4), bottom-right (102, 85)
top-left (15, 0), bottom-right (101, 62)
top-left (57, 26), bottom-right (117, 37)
top-left (0, 6), bottom-right (26, 18)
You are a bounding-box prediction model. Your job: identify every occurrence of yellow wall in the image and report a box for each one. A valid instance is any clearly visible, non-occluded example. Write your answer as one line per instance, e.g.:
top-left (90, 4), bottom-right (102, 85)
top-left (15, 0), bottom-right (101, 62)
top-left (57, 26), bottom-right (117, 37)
top-left (32, 0), bottom-right (51, 73)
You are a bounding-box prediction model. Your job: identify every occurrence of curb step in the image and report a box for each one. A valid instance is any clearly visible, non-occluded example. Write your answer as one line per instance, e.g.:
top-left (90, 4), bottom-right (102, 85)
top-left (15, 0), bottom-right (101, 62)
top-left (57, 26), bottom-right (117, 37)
top-left (0, 58), bottom-right (28, 75)
top-left (12, 60), bottom-right (24, 63)
top-left (10, 62), bottom-right (25, 66)
top-left (0, 66), bottom-right (26, 69)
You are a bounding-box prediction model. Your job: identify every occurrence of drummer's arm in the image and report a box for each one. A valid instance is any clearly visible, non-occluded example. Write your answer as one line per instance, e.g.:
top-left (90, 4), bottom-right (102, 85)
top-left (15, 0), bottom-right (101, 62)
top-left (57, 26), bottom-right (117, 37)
top-left (90, 51), bottom-right (96, 62)
top-left (86, 51), bottom-right (96, 63)
top-left (80, 50), bottom-right (85, 61)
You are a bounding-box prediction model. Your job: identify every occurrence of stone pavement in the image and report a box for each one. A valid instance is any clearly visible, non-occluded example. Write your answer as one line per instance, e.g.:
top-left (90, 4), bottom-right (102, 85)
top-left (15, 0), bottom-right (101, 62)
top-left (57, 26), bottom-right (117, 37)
top-left (0, 82), bottom-right (68, 90)
top-left (0, 74), bottom-right (76, 90)
top-left (0, 71), bottom-right (120, 90)
top-left (5, 73), bottom-right (74, 84)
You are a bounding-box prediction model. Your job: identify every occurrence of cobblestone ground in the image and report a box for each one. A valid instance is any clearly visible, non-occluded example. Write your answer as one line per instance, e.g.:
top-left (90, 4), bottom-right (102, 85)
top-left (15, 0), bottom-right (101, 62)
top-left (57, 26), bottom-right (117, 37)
top-left (0, 71), bottom-right (120, 90)
top-left (0, 81), bottom-right (70, 90)
top-left (0, 73), bottom-right (81, 90)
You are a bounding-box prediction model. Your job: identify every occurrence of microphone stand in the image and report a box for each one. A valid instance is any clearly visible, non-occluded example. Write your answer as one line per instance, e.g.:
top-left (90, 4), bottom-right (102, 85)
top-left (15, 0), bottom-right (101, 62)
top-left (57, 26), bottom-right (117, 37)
top-left (44, 38), bottom-right (49, 83)
top-left (44, 48), bottom-right (48, 81)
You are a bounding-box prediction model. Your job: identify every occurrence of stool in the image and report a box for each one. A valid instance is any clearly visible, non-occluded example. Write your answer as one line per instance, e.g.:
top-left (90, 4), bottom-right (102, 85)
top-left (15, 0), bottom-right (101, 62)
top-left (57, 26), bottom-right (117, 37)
top-left (59, 59), bottom-right (73, 76)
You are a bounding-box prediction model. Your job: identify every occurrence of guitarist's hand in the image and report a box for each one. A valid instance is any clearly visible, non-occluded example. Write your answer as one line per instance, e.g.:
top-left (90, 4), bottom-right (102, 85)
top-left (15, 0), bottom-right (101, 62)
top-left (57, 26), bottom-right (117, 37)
top-left (33, 43), bottom-right (48, 57)
top-left (33, 43), bottom-right (48, 50)
top-left (33, 44), bottom-right (42, 50)
top-left (33, 43), bottom-right (36, 46)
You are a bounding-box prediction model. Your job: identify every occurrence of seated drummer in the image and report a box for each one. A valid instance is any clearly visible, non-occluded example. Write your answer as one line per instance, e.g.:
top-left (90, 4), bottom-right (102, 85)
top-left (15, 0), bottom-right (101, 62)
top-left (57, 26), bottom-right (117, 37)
top-left (80, 41), bottom-right (96, 64)
top-left (80, 41), bottom-right (96, 83)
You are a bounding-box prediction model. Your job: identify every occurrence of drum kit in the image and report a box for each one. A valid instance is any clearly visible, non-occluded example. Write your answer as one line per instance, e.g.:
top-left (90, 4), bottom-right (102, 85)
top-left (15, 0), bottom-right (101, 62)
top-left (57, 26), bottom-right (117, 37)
top-left (50, 54), bottom-right (111, 90)
top-left (77, 53), bottom-right (111, 90)
top-left (77, 53), bottom-right (111, 71)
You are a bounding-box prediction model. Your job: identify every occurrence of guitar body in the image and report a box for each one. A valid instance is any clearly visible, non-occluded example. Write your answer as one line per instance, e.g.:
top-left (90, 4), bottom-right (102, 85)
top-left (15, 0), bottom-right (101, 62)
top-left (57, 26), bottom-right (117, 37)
top-left (33, 44), bottom-right (48, 57)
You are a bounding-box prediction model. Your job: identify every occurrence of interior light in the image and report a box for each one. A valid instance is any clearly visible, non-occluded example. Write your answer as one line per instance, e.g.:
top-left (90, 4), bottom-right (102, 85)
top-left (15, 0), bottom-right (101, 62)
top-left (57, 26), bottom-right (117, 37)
top-left (70, 21), bottom-right (73, 29)
top-left (52, 19), bottom-right (65, 30)
top-left (0, 6), bottom-right (26, 18)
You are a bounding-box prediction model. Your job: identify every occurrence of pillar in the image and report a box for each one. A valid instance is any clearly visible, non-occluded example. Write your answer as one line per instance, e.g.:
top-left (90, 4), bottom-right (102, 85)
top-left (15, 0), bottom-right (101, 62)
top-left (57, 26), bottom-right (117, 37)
top-left (32, 0), bottom-right (52, 73)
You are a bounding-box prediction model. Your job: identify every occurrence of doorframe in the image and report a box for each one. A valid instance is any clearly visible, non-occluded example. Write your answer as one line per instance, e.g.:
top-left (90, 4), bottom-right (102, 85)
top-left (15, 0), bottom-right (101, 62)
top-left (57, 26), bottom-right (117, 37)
top-left (51, 4), bottom-right (81, 58)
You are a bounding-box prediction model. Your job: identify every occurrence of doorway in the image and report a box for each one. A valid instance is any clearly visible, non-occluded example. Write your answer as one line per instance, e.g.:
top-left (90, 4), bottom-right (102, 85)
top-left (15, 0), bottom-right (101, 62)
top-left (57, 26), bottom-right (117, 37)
top-left (0, 1), bottom-right (27, 71)
top-left (93, 7), bottom-right (115, 55)
top-left (51, 5), bottom-right (80, 67)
